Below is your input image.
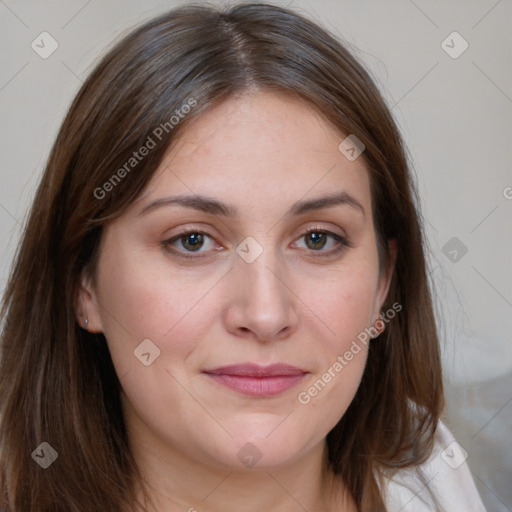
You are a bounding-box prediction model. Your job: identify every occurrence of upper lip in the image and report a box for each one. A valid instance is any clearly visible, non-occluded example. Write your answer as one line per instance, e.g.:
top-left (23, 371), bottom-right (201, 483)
top-left (203, 363), bottom-right (307, 377)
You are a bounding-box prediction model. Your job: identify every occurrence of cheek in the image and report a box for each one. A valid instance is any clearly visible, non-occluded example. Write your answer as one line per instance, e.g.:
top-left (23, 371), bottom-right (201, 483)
top-left (292, 257), bottom-right (378, 417)
top-left (94, 242), bottom-right (220, 377)
top-left (302, 260), bottom-right (379, 350)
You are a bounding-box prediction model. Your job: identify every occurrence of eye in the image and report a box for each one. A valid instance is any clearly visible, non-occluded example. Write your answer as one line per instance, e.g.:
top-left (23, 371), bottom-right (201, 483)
top-left (293, 228), bottom-right (352, 257)
top-left (162, 230), bottom-right (218, 259)
top-left (162, 227), bottom-right (353, 261)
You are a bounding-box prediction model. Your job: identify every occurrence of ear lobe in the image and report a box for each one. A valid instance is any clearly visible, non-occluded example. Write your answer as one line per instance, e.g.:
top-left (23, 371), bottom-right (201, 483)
top-left (75, 273), bottom-right (103, 333)
top-left (376, 238), bottom-right (398, 312)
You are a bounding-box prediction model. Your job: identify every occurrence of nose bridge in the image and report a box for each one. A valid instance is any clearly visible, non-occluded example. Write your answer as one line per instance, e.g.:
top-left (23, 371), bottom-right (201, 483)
top-left (228, 237), bottom-right (296, 340)
top-left (240, 238), bottom-right (287, 304)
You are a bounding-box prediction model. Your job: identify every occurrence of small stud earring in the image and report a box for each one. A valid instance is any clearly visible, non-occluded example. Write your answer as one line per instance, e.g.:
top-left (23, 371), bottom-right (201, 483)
top-left (84, 318), bottom-right (89, 328)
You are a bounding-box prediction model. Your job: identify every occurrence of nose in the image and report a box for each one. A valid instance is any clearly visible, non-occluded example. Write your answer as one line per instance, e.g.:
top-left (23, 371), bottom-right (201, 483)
top-left (223, 245), bottom-right (299, 343)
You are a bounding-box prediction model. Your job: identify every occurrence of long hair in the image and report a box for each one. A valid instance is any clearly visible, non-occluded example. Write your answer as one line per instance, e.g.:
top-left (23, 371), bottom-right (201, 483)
top-left (0, 3), bottom-right (443, 510)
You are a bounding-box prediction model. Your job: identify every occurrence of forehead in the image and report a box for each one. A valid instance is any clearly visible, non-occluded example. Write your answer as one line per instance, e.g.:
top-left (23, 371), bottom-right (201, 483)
top-left (135, 90), bottom-right (371, 216)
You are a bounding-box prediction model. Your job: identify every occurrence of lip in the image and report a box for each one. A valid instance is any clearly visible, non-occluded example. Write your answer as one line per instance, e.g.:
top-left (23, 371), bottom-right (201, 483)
top-left (203, 363), bottom-right (308, 397)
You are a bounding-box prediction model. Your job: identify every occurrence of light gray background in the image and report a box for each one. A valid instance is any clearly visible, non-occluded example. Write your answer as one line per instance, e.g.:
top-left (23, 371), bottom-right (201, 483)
top-left (1, 0), bottom-right (511, 509)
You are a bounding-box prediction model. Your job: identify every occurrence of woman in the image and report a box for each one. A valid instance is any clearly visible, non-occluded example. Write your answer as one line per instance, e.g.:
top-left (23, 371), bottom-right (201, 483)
top-left (0, 2), bottom-right (486, 511)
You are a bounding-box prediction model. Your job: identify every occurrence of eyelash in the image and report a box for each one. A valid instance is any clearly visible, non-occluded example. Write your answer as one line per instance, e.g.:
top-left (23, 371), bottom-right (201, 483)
top-left (161, 227), bottom-right (353, 261)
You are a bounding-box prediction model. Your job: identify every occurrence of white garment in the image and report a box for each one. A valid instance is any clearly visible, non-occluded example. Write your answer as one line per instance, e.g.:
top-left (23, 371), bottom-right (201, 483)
top-left (380, 420), bottom-right (487, 511)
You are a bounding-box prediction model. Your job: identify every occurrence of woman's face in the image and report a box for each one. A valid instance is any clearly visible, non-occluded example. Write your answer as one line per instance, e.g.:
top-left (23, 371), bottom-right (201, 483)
top-left (81, 90), bottom-right (396, 470)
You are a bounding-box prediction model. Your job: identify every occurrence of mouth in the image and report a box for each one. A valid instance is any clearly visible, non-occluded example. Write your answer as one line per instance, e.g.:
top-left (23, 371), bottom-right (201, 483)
top-left (202, 363), bottom-right (308, 397)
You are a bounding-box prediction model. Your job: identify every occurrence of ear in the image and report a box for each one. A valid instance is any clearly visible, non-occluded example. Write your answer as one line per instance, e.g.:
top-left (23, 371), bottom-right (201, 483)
top-left (373, 238), bottom-right (398, 319)
top-left (74, 271), bottom-right (104, 333)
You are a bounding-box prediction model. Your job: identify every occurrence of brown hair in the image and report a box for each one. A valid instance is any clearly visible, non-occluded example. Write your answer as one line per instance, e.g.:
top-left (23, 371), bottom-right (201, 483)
top-left (0, 2), bottom-right (443, 510)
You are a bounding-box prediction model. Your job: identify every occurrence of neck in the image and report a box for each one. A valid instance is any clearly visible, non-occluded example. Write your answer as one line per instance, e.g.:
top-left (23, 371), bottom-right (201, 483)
top-left (126, 413), bottom-right (354, 512)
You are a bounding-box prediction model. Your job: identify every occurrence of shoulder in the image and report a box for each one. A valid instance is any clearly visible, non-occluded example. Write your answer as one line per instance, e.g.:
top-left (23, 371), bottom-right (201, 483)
top-left (378, 420), bottom-right (487, 512)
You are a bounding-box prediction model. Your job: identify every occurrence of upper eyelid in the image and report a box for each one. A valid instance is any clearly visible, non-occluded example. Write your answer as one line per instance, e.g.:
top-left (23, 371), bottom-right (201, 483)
top-left (167, 225), bottom-right (344, 241)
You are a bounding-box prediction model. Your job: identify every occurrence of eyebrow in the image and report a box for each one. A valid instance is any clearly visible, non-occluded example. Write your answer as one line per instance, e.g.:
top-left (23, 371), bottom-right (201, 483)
top-left (138, 191), bottom-right (365, 218)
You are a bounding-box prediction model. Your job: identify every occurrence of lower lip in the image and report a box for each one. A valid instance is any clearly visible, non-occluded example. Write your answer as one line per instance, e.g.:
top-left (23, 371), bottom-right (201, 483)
top-left (204, 373), bottom-right (307, 397)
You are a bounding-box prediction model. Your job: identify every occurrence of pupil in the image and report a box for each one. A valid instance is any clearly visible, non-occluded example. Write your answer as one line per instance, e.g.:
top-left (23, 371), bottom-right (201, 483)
top-left (183, 233), bottom-right (203, 251)
top-left (308, 232), bottom-right (325, 250)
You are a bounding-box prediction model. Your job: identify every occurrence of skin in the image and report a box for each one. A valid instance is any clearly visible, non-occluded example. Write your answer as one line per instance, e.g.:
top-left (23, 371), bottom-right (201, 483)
top-left (78, 90), bottom-right (397, 511)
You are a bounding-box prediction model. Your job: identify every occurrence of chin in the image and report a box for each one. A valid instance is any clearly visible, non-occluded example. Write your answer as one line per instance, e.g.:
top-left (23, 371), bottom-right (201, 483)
top-left (218, 432), bottom-right (309, 471)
